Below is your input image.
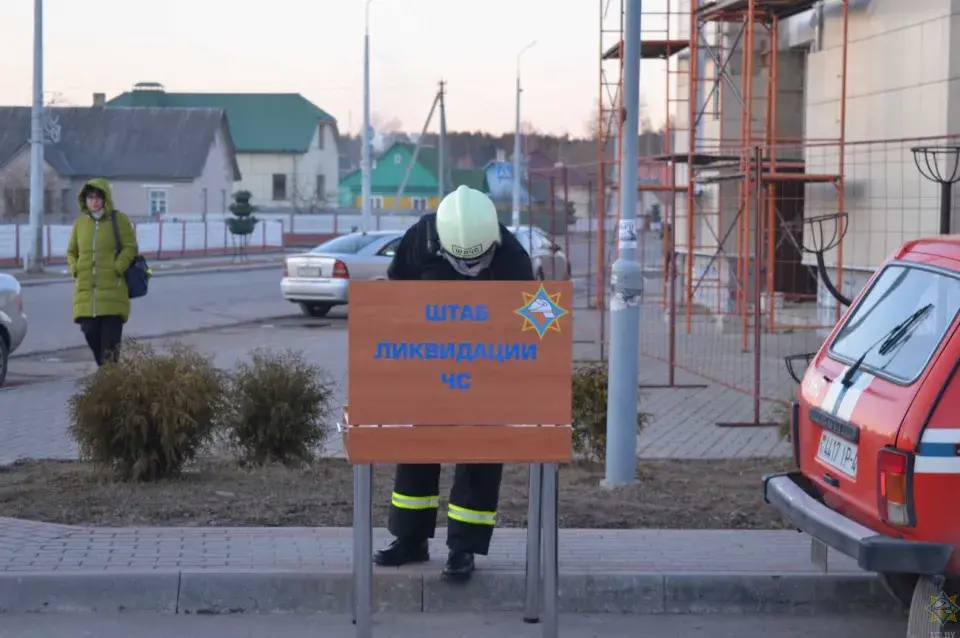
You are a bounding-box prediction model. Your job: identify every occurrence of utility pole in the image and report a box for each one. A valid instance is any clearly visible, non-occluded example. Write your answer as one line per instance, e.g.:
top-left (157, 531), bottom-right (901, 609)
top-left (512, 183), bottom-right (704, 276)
top-left (360, 0), bottom-right (375, 233)
top-left (26, 0), bottom-right (45, 273)
top-left (512, 41), bottom-right (537, 229)
top-left (437, 80), bottom-right (446, 200)
top-left (603, 0), bottom-right (643, 487)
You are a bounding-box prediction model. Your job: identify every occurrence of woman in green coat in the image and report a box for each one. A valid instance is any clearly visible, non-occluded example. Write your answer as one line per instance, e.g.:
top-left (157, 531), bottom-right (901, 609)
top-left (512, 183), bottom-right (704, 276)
top-left (66, 178), bottom-right (139, 366)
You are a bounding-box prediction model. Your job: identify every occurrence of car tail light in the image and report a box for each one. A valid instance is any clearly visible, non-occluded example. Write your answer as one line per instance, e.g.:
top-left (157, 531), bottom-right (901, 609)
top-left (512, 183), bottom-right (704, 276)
top-left (877, 448), bottom-right (914, 526)
top-left (17, 293), bottom-right (22, 312)
top-left (282, 261), bottom-right (289, 277)
top-left (790, 401), bottom-right (800, 468)
top-left (332, 260), bottom-right (349, 279)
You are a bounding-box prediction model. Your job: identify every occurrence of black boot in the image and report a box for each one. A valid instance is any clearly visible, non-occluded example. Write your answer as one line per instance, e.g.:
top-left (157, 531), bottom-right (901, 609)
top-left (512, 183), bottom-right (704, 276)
top-left (373, 538), bottom-right (429, 567)
top-left (442, 551), bottom-right (475, 581)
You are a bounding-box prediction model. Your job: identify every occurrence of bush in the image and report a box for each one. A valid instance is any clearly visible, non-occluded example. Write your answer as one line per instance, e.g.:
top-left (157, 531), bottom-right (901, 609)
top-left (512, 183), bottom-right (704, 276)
top-left (223, 348), bottom-right (337, 465)
top-left (571, 362), bottom-right (650, 463)
top-left (67, 341), bottom-right (228, 481)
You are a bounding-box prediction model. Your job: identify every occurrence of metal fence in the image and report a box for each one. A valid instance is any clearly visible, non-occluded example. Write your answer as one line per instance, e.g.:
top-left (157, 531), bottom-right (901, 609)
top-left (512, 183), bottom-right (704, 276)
top-left (557, 133), bottom-right (960, 426)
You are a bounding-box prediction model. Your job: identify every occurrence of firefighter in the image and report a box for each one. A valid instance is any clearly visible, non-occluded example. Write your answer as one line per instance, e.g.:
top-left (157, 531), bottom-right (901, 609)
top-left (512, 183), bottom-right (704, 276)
top-left (374, 185), bottom-right (535, 581)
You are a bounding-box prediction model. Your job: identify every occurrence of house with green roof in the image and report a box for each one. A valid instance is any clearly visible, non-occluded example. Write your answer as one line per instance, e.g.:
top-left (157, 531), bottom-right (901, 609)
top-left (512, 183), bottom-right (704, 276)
top-left (339, 141), bottom-right (486, 212)
top-left (105, 82), bottom-right (339, 211)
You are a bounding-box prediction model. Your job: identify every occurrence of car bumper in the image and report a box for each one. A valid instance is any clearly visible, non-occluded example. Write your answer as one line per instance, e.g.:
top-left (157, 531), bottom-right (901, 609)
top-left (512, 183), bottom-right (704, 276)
top-left (3, 311), bottom-right (27, 353)
top-left (280, 278), bottom-right (349, 304)
top-left (763, 471), bottom-right (953, 575)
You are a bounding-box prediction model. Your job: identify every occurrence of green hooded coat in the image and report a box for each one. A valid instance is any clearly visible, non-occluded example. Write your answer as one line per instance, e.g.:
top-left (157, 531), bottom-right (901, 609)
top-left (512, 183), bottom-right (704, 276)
top-left (66, 178), bottom-right (139, 323)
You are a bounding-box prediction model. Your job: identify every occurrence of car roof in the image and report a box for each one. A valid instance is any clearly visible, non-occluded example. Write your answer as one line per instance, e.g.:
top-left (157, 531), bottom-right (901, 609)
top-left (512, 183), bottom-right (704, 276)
top-left (896, 236), bottom-right (960, 263)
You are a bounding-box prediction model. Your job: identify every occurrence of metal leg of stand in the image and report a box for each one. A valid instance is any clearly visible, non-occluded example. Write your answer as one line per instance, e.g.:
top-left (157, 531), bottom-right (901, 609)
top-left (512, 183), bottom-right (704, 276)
top-left (353, 464), bottom-right (373, 638)
top-left (523, 463), bottom-right (543, 623)
top-left (541, 463), bottom-right (559, 638)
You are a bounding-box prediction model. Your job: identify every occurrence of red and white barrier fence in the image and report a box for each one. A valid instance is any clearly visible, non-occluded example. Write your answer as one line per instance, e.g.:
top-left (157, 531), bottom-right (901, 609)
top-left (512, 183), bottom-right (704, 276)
top-left (0, 220), bottom-right (286, 268)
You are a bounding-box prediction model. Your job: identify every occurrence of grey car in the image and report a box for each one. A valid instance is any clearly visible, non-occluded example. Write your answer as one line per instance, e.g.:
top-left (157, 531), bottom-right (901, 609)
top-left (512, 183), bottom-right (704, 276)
top-left (281, 230), bottom-right (405, 317)
top-left (511, 226), bottom-right (572, 281)
top-left (0, 273), bottom-right (28, 388)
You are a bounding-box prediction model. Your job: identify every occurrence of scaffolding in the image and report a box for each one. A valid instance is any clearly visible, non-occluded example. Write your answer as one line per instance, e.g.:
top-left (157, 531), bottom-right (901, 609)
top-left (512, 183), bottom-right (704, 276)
top-left (596, 0), bottom-right (852, 418)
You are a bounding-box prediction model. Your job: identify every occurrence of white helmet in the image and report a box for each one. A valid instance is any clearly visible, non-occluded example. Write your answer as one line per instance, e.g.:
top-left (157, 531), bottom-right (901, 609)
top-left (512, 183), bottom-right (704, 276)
top-left (435, 185), bottom-right (501, 276)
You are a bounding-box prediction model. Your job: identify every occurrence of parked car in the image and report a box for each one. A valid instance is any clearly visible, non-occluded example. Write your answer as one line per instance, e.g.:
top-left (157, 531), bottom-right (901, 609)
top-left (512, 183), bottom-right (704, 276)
top-left (764, 236), bottom-right (960, 633)
top-left (511, 226), bottom-right (572, 281)
top-left (0, 274), bottom-right (27, 388)
top-left (281, 230), bottom-right (404, 317)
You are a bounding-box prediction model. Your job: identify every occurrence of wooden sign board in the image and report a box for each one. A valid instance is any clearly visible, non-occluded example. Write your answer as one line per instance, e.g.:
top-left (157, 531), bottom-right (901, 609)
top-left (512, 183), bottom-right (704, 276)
top-left (348, 281), bottom-right (573, 426)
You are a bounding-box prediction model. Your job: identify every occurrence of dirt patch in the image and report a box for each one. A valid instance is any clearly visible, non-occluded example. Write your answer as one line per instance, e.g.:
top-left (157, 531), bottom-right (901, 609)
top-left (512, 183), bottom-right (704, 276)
top-left (0, 457), bottom-right (794, 529)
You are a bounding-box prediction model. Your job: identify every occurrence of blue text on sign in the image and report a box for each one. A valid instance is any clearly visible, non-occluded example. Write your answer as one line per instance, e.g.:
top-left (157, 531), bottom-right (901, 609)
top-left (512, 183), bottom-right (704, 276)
top-left (425, 304), bottom-right (490, 322)
top-left (374, 341), bottom-right (537, 362)
top-left (441, 373), bottom-right (471, 390)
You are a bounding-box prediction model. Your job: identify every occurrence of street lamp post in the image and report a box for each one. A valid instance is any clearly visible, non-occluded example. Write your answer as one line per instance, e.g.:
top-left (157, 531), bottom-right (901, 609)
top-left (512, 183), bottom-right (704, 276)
top-left (511, 41), bottom-right (537, 229)
top-left (360, 0), bottom-right (375, 233)
top-left (603, 0), bottom-right (644, 487)
top-left (26, 0), bottom-right (45, 273)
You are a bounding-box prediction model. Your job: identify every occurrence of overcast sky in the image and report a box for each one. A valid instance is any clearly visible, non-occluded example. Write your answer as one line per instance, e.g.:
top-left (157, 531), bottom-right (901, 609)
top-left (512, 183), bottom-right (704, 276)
top-left (0, 0), bottom-right (670, 136)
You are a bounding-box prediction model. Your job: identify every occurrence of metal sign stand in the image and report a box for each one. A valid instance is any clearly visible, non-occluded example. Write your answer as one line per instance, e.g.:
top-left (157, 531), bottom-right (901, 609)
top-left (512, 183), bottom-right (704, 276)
top-left (352, 462), bottom-right (560, 638)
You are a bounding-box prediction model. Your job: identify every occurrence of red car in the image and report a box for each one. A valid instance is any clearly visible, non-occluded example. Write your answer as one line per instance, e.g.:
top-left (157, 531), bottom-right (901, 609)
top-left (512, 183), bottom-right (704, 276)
top-left (765, 236), bottom-right (960, 636)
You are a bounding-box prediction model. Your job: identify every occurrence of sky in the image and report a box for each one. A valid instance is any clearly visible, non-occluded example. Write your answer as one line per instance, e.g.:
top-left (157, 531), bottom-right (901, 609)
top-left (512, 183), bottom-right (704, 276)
top-left (0, 0), bottom-right (670, 137)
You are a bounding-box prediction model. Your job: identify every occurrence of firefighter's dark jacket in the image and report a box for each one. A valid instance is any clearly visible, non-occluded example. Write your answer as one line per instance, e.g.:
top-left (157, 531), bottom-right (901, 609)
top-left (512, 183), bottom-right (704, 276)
top-left (387, 214), bottom-right (534, 282)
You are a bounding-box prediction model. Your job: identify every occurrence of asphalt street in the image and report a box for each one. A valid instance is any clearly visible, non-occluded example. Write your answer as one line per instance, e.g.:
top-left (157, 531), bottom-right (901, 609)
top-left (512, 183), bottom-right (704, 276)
top-left (10, 234), bottom-right (653, 358)
top-left (13, 268), bottom-right (295, 356)
top-left (0, 612), bottom-right (907, 638)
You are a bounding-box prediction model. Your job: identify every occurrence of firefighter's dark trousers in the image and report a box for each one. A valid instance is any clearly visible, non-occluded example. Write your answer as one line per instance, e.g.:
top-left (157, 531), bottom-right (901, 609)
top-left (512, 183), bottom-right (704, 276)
top-left (387, 463), bottom-right (503, 555)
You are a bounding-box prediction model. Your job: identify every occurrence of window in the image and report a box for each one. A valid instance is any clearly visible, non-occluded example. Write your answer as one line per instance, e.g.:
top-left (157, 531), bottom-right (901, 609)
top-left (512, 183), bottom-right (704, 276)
top-left (61, 188), bottom-right (71, 215)
top-left (315, 175), bottom-right (326, 202)
top-left (147, 189), bottom-right (167, 218)
top-left (371, 196), bottom-right (384, 209)
top-left (378, 237), bottom-right (402, 257)
top-left (317, 123), bottom-right (325, 150)
top-left (829, 264), bottom-right (960, 384)
top-left (311, 233), bottom-right (382, 255)
top-left (394, 153), bottom-right (403, 164)
top-left (411, 197), bottom-right (428, 211)
top-left (272, 174), bottom-right (287, 201)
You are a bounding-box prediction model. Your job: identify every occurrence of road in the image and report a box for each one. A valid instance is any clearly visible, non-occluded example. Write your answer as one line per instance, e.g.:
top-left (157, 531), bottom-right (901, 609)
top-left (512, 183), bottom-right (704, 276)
top-left (14, 268), bottom-right (295, 356)
top-left (12, 235), bottom-right (627, 357)
top-left (0, 612), bottom-right (907, 637)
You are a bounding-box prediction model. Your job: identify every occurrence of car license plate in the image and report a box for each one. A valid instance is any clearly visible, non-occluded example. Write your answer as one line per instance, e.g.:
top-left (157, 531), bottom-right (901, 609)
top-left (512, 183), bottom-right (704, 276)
top-left (297, 267), bottom-right (320, 278)
top-left (816, 430), bottom-right (858, 478)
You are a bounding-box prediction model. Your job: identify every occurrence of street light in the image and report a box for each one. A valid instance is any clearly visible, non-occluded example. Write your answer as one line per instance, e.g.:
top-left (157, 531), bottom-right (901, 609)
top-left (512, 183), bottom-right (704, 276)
top-left (910, 145), bottom-right (960, 235)
top-left (360, 0), bottom-right (376, 233)
top-left (26, 0), bottom-right (45, 273)
top-left (511, 40), bottom-right (537, 229)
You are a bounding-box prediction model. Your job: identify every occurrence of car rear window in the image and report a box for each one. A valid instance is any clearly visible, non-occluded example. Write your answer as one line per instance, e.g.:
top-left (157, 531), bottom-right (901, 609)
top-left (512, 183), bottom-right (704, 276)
top-left (311, 234), bottom-right (382, 255)
top-left (829, 263), bottom-right (960, 384)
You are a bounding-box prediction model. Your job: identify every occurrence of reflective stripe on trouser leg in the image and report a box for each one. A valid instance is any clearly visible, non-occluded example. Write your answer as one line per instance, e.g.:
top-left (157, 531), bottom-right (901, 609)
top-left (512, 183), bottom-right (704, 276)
top-left (447, 463), bottom-right (503, 555)
top-left (388, 463), bottom-right (442, 541)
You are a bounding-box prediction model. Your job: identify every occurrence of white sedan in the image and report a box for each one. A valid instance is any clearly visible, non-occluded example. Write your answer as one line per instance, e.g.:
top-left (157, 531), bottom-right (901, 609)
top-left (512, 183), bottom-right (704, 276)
top-left (281, 230), bottom-right (404, 317)
top-left (0, 273), bottom-right (28, 388)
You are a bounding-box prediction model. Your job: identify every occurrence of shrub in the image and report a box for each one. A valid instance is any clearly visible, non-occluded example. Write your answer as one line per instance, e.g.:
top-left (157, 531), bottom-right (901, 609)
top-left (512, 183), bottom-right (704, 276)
top-left (67, 341), bottom-right (228, 481)
top-left (571, 361), bottom-right (650, 463)
top-left (223, 348), bottom-right (337, 465)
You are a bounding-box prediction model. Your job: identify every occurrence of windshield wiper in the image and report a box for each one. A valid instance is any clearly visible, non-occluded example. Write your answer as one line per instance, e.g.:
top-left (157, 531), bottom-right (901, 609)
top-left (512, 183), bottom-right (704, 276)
top-left (840, 303), bottom-right (934, 388)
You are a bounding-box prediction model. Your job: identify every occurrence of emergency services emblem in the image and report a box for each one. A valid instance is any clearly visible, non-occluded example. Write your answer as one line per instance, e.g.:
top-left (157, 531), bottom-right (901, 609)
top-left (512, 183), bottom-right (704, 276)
top-left (515, 284), bottom-right (569, 340)
top-left (926, 589), bottom-right (960, 627)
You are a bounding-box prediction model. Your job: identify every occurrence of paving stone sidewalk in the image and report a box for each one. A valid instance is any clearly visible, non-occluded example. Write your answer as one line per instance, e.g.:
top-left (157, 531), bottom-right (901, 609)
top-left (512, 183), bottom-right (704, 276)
top-left (0, 519), bottom-right (893, 615)
top-left (0, 520), bottom-right (859, 575)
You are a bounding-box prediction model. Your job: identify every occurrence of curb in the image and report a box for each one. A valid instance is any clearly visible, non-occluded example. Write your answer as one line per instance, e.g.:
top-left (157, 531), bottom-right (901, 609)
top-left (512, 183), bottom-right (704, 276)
top-left (15, 260), bottom-right (283, 288)
top-left (0, 570), bottom-right (900, 616)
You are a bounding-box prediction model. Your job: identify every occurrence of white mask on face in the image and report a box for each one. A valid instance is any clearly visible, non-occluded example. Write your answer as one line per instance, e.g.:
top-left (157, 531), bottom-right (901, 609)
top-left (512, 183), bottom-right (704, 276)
top-left (441, 248), bottom-right (496, 277)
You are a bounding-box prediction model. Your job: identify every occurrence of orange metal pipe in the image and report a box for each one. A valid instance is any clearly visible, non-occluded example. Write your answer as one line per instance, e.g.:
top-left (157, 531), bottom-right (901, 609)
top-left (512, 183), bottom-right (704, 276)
top-left (835, 0), bottom-right (850, 322)
top-left (685, 2), bottom-right (698, 334)
top-left (595, 0), bottom-right (606, 311)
